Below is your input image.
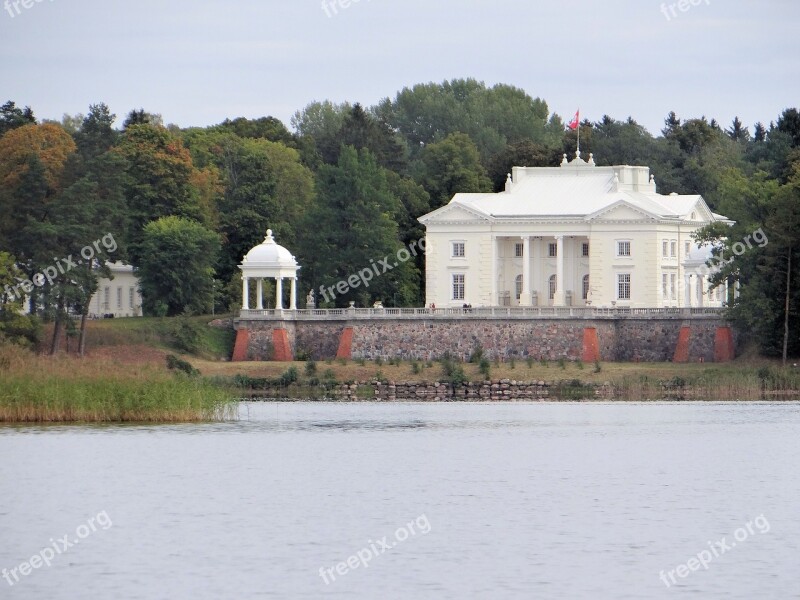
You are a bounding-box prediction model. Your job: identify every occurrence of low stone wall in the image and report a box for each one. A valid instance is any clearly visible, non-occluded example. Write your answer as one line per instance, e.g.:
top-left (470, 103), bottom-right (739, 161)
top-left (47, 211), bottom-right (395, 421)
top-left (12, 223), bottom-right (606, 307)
top-left (233, 317), bottom-right (735, 363)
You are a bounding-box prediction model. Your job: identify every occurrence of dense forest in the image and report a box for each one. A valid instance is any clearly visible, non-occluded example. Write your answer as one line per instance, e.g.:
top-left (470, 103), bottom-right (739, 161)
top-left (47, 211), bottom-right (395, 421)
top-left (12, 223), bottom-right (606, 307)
top-left (0, 79), bottom-right (798, 357)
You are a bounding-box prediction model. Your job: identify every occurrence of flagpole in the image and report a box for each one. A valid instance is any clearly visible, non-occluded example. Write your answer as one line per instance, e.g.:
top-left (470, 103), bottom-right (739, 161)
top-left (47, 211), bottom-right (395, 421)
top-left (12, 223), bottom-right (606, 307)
top-left (576, 109), bottom-right (580, 157)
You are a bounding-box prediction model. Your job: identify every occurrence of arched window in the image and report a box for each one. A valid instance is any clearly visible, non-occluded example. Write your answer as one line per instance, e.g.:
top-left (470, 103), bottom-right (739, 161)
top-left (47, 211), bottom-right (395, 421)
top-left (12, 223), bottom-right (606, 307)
top-left (515, 274), bottom-right (523, 300)
top-left (549, 274), bottom-right (557, 300)
top-left (582, 274), bottom-right (590, 300)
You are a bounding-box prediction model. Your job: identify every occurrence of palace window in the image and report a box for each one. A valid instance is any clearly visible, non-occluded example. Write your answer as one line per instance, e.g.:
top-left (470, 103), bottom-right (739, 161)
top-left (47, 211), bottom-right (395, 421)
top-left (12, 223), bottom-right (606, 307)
top-left (617, 273), bottom-right (631, 300)
top-left (103, 286), bottom-right (110, 310)
top-left (685, 241), bottom-right (691, 255)
top-left (548, 274), bottom-right (557, 300)
top-left (117, 287), bottom-right (123, 309)
top-left (662, 240), bottom-right (668, 258)
top-left (582, 274), bottom-right (590, 300)
top-left (452, 242), bottom-right (465, 258)
top-left (617, 241), bottom-right (631, 257)
top-left (670, 274), bottom-right (677, 299)
top-left (670, 240), bottom-right (677, 258)
top-left (452, 274), bottom-right (465, 300)
top-left (548, 242), bottom-right (557, 258)
top-left (662, 274), bottom-right (668, 300)
top-left (129, 287), bottom-right (135, 309)
top-left (515, 274), bottom-right (523, 300)
top-left (582, 242), bottom-right (589, 257)
top-left (515, 242), bottom-right (523, 258)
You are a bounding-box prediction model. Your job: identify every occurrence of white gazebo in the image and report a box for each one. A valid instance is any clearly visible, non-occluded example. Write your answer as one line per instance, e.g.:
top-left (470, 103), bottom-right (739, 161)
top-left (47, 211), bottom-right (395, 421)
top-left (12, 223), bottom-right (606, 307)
top-left (239, 229), bottom-right (300, 310)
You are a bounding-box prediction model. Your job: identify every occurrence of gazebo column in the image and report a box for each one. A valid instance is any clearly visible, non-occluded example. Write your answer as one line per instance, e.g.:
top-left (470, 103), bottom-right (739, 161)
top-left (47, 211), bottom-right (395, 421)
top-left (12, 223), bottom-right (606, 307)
top-left (256, 279), bottom-right (264, 310)
top-left (696, 275), bottom-right (704, 307)
top-left (242, 276), bottom-right (249, 310)
top-left (290, 277), bottom-right (297, 310)
top-left (553, 235), bottom-right (565, 306)
top-left (520, 236), bottom-right (532, 306)
top-left (275, 277), bottom-right (284, 310)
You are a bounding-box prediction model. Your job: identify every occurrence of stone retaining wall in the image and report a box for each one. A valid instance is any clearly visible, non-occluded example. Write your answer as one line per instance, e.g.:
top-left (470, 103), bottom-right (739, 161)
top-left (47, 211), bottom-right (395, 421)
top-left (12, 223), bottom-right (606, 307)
top-left (234, 317), bottom-right (734, 363)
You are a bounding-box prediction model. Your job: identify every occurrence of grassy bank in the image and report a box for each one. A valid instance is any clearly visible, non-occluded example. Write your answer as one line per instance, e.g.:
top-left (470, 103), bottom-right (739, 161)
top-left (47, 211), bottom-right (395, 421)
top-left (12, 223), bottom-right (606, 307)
top-left (195, 356), bottom-right (800, 401)
top-left (0, 345), bottom-right (236, 423)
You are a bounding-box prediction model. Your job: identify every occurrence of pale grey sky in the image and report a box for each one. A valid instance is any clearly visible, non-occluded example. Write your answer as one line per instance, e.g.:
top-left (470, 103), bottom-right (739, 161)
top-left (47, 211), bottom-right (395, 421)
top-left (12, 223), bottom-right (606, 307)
top-left (2, 0), bottom-right (798, 136)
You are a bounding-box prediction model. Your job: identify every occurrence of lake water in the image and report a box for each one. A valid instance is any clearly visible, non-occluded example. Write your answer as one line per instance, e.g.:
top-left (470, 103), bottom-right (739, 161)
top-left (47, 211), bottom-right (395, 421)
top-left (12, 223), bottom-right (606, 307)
top-left (1, 401), bottom-right (799, 599)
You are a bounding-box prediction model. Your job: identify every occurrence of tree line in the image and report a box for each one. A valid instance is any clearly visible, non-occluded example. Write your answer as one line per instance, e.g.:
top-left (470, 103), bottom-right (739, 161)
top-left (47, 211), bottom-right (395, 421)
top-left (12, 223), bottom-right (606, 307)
top-left (0, 79), bottom-right (798, 357)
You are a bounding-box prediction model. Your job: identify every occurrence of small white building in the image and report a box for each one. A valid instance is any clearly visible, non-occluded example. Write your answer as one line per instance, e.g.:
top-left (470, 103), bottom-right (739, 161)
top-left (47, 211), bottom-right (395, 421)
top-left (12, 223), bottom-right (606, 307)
top-left (419, 153), bottom-right (733, 308)
top-left (90, 262), bottom-right (143, 318)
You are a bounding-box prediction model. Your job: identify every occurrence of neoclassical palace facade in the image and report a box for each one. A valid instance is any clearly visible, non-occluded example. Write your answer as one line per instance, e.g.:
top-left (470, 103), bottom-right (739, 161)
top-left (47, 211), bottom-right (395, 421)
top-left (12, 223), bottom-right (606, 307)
top-left (419, 153), bottom-right (733, 308)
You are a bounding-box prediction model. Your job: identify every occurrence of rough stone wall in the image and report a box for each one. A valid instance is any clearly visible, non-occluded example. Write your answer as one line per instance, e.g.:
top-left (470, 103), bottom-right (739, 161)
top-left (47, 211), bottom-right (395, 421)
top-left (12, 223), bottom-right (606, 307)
top-left (236, 321), bottom-right (296, 361)
top-left (294, 322), bottom-right (346, 360)
top-left (236, 318), bottom-right (732, 362)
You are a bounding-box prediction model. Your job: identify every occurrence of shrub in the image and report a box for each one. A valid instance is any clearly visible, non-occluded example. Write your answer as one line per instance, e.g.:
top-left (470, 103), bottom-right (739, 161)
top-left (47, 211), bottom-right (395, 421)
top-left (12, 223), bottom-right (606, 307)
top-left (526, 357), bottom-right (533, 369)
top-left (469, 345), bottom-right (484, 363)
top-left (576, 359), bottom-right (584, 370)
top-left (557, 358), bottom-right (566, 370)
top-left (304, 360), bottom-right (318, 376)
top-left (411, 361), bottom-right (421, 375)
top-left (278, 366), bottom-right (299, 386)
top-left (478, 357), bottom-right (491, 379)
top-left (168, 315), bottom-right (203, 354)
top-left (510, 358), bottom-right (516, 370)
top-left (375, 356), bottom-right (384, 366)
top-left (593, 360), bottom-right (602, 373)
top-left (165, 354), bottom-right (199, 377)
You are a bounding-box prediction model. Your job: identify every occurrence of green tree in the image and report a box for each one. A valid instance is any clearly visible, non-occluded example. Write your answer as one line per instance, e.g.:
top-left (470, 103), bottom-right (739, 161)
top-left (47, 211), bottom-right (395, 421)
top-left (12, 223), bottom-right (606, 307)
top-left (0, 101), bottom-right (36, 137)
top-left (0, 252), bottom-right (39, 348)
top-left (413, 132), bottom-right (492, 209)
top-left (137, 216), bottom-right (220, 316)
top-left (114, 124), bottom-right (214, 263)
top-left (298, 146), bottom-right (416, 307)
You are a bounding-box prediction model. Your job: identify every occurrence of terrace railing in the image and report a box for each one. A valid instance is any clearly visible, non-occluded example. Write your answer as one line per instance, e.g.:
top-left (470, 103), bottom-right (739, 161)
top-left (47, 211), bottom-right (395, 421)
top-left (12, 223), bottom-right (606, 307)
top-left (236, 306), bottom-right (727, 321)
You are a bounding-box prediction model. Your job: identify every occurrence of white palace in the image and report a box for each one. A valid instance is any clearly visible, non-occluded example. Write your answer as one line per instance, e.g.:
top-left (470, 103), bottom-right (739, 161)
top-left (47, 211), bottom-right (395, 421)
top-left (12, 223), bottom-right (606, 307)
top-left (419, 152), bottom-right (733, 309)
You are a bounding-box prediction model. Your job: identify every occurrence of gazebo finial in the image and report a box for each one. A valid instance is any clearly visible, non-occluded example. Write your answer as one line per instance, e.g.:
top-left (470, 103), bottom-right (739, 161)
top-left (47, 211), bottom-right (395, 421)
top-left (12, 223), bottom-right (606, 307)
top-left (265, 228), bottom-right (275, 243)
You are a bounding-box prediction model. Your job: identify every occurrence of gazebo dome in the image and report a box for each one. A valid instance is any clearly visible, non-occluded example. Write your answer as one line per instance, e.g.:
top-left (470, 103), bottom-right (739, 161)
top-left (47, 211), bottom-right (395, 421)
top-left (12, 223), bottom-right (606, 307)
top-left (243, 229), bottom-right (298, 268)
top-left (239, 228), bottom-right (301, 311)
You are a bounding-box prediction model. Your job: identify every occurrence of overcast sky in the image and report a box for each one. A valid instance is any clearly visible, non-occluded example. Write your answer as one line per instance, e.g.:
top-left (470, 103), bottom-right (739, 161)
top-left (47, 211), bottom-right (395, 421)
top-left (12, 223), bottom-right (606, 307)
top-left (2, 0), bottom-right (798, 136)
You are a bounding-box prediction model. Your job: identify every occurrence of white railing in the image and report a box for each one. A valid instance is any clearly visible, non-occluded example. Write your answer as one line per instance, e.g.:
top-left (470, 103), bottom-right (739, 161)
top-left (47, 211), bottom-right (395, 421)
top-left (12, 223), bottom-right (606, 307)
top-left (237, 306), bottom-right (727, 321)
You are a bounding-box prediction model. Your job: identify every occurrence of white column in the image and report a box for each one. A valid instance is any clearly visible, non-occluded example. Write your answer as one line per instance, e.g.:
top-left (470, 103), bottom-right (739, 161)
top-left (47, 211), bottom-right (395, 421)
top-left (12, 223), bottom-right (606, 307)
top-left (520, 236), bottom-right (532, 306)
top-left (684, 275), bottom-right (692, 307)
top-left (290, 277), bottom-right (297, 310)
top-left (256, 279), bottom-right (264, 310)
top-left (275, 278), bottom-right (283, 310)
top-left (696, 275), bottom-right (704, 307)
top-left (242, 276), bottom-right (249, 310)
top-left (553, 235), bottom-right (565, 306)
top-left (490, 235), bottom-right (498, 306)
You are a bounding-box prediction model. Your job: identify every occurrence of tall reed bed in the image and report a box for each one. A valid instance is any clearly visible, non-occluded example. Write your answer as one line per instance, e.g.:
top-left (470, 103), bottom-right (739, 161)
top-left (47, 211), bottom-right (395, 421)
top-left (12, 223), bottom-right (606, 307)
top-left (0, 346), bottom-right (236, 423)
top-left (611, 366), bottom-right (800, 401)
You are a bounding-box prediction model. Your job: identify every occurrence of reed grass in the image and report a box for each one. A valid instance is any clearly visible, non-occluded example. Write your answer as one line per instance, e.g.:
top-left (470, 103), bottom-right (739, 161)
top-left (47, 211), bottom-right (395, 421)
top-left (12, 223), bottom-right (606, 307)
top-left (0, 345), bottom-right (236, 423)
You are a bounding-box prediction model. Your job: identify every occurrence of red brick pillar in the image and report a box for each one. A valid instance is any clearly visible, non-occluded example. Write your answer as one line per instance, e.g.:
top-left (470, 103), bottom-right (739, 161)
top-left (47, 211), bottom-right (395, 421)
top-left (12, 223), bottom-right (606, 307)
top-left (336, 327), bottom-right (354, 360)
top-left (673, 326), bottom-right (691, 363)
top-left (714, 326), bottom-right (735, 362)
top-left (272, 328), bottom-right (293, 362)
top-left (232, 329), bottom-right (250, 362)
top-left (582, 327), bottom-right (600, 362)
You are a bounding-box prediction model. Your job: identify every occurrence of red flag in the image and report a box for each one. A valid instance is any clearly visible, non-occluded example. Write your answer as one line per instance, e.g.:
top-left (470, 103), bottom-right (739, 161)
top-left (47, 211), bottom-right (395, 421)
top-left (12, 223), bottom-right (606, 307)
top-left (567, 110), bottom-right (580, 130)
